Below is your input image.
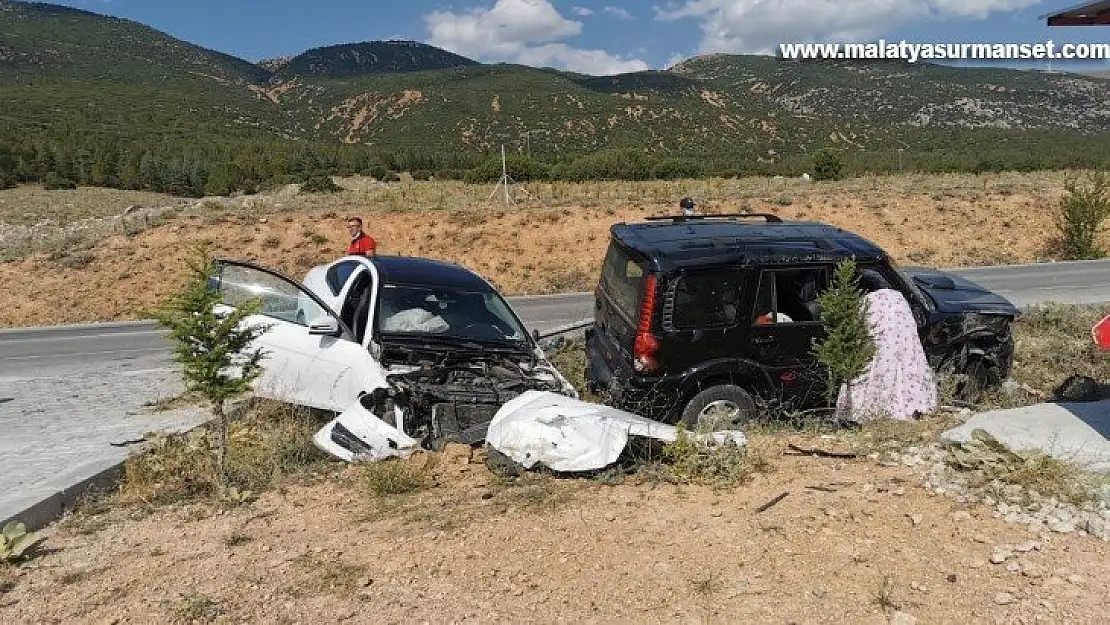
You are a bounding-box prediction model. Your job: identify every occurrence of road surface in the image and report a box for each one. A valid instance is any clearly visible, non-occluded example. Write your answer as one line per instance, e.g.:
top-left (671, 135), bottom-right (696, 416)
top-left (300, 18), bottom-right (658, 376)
top-left (3, 260), bottom-right (1110, 375)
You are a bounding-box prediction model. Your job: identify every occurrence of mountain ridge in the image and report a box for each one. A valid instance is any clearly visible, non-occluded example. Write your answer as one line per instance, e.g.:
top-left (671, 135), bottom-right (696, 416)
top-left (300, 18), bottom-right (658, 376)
top-left (1, 0), bottom-right (1108, 182)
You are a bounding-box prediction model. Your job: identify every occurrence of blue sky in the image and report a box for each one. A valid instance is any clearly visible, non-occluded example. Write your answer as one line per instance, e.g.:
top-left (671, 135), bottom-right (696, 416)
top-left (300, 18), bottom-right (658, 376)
top-left (56, 1), bottom-right (1110, 74)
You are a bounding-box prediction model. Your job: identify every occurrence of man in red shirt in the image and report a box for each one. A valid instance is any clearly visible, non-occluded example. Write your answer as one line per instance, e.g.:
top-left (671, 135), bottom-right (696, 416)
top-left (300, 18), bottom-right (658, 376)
top-left (346, 216), bottom-right (376, 257)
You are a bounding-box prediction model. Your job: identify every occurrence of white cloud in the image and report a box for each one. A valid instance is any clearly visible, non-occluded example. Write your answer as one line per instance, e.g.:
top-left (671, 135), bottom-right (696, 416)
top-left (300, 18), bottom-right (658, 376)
top-left (603, 6), bottom-right (634, 19)
top-left (654, 0), bottom-right (1043, 55)
top-left (425, 0), bottom-right (649, 75)
top-left (572, 6), bottom-right (595, 16)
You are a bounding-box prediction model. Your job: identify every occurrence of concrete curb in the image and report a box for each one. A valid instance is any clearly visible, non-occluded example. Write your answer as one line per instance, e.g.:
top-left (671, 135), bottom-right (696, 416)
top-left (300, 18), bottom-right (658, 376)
top-left (0, 457), bottom-right (128, 532)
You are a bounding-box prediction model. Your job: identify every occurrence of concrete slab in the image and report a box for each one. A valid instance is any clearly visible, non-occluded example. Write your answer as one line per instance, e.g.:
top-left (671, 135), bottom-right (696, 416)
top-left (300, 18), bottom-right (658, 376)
top-left (943, 401), bottom-right (1110, 474)
top-left (0, 405), bottom-right (208, 531)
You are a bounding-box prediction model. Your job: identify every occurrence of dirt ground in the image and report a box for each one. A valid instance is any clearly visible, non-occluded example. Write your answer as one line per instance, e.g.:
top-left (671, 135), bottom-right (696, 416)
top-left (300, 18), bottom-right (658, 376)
top-left (0, 171), bottom-right (1088, 328)
top-left (1, 431), bottom-right (1107, 624)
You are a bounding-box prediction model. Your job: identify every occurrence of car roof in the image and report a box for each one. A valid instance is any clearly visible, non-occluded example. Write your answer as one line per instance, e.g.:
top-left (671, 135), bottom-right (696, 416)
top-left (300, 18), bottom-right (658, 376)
top-left (370, 255), bottom-right (493, 291)
top-left (610, 216), bottom-right (888, 272)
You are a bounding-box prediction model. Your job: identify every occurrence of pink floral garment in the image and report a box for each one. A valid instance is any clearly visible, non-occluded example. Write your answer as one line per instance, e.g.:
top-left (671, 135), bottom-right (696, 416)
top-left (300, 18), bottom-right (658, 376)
top-left (836, 288), bottom-right (938, 423)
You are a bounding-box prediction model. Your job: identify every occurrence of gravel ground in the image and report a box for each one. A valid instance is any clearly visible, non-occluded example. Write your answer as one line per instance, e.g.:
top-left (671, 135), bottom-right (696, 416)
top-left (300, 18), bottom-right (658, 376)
top-left (1, 424), bottom-right (1106, 624)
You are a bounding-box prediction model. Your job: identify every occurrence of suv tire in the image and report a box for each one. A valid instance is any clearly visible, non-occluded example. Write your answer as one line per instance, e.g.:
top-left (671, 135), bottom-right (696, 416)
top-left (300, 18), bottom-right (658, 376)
top-left (680, 384), bottom-right (757, 430)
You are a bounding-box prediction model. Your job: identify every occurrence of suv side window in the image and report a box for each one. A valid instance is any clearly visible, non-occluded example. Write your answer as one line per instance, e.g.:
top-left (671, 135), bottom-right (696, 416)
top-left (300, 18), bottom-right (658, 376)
top-left (751, 266), bottom-right (828, 325)
top-left (665, 269), bottom-right (742, 330)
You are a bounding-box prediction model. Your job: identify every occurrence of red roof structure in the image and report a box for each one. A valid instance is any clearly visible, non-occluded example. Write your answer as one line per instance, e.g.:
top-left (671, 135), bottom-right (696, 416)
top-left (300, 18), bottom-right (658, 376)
top-left (1044, 0), bottom-right (1110, 25)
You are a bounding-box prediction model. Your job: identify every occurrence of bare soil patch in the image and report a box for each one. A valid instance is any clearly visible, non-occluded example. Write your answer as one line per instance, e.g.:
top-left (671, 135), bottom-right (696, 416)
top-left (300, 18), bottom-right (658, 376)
top-left (0, 171), bottom-right (1090, 328)
top-left (1, 431), bottom-right (1106, 624)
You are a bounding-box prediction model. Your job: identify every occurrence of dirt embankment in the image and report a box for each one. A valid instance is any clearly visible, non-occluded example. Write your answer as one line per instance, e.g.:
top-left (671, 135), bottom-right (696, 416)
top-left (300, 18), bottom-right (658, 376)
top-left (1, 434), bottom-right (1107, 624)
top-left (0, 172), bottom-right (1082, 328)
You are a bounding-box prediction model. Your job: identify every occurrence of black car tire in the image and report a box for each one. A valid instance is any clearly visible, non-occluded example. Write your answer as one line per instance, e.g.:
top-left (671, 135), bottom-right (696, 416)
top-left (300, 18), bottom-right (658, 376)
top-left (680, 384), bottom-right (757, 430)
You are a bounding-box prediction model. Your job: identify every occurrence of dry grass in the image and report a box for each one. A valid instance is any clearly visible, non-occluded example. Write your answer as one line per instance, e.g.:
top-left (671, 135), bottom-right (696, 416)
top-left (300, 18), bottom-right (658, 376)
top-left (1010, 303), bottom-right (1110, 394)
top-left (0, 170), bottom-right (1092, 327)
top-left (361, 459), bottom-right (433, 497)
top-left (116, 399), bottom-right (333, 508)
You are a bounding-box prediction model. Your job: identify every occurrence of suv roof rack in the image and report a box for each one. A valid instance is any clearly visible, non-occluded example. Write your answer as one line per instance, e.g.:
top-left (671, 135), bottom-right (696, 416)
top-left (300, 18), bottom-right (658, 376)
top-left (643, 213), bottom-right (784, 223)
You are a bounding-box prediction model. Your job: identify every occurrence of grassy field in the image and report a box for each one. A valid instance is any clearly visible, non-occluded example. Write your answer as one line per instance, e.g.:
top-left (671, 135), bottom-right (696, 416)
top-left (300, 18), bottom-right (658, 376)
top-left (0, 170), bottom-right (1095, 327)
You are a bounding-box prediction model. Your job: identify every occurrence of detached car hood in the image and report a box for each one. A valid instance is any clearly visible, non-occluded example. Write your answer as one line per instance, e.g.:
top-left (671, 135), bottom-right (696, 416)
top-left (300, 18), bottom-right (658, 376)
top-left (904, 268), bottom-right (1018, 316)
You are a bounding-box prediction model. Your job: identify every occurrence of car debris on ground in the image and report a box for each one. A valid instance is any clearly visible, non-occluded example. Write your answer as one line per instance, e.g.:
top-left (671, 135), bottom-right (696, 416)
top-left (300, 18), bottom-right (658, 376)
top-left (485, 390), bottom-right (746, 473)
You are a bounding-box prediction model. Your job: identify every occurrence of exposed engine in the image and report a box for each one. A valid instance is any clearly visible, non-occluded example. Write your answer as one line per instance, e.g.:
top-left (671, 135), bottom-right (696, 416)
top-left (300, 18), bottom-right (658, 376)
top-left (362, 355), bottom-right (572, 449)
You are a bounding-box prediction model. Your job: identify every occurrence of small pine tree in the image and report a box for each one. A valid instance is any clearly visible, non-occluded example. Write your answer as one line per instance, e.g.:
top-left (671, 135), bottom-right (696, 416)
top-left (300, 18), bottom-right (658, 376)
top-left (812, 147), bottom-right (844, 181)
top-left (811, 259), bottom-right (875, 417)
top-left (154, 245), bottom-right (271, 485)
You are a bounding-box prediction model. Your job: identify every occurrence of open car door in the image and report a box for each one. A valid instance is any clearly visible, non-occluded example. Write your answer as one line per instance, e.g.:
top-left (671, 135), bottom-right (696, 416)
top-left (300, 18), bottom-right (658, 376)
top-left (209, 259), bottom-right (388, 412)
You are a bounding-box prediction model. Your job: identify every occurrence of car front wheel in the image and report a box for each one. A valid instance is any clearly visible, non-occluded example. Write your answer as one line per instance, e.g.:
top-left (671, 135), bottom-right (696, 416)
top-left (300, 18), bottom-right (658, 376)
top-left (680, 384), bottom-right (757, 431)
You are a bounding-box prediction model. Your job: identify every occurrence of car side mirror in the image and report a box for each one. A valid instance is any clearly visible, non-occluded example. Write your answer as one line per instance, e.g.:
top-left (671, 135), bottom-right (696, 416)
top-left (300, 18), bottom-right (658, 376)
top-left (532, 328), bottom-right (541, 342)
top-left (308, 315), bottom-right (341, 336)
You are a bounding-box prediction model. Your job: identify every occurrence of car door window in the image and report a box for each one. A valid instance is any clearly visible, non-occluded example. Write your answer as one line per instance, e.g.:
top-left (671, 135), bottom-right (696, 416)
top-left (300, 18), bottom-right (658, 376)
top-left (325, 260), bottom-right (360, 296)
top-left (340, 272), bottom-right (375, 344)
top-left (751, 267), bottom-right (828, 325)
top-left (215, 263), bottom-right (328, 328)
top-left (666, 269), bottom-right (742, 330)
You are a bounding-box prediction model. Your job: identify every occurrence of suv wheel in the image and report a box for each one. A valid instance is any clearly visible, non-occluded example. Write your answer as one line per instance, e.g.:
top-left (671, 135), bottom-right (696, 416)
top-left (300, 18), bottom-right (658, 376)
top-left (680, 385), bottom-right (757, 431)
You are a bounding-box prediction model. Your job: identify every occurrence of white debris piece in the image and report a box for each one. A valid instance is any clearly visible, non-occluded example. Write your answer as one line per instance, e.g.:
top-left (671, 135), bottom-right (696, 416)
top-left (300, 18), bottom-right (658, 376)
top-left (486, 390), bottom-right (747, 473)
top-left (313, 396), bottom-right (421, 462)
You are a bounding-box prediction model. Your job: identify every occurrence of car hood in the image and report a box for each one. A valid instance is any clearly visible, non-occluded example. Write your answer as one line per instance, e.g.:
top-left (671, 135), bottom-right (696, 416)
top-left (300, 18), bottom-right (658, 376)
top-left (903, 268), bottom-right (1018, 316)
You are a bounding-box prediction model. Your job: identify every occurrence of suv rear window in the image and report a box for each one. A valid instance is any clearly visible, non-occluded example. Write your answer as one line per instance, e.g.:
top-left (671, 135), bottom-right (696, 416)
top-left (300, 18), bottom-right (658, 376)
top-left (600, 243), bottom-right (647, 321)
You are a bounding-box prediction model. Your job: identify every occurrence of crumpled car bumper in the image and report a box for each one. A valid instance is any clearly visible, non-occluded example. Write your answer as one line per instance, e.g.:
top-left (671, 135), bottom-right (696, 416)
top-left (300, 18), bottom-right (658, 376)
top-left (313, 394), bottom-right (421, 462)
top-left (485, 390), bottom-right (747, 473)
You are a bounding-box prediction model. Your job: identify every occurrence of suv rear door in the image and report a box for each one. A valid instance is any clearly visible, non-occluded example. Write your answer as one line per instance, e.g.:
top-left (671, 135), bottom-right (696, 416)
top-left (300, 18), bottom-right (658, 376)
top-left (658, 265), bottom-right (749, 371)
top-left (747, 264), bottom-right (831, 408)
top-left (591, 241), bottom-right (650, 386)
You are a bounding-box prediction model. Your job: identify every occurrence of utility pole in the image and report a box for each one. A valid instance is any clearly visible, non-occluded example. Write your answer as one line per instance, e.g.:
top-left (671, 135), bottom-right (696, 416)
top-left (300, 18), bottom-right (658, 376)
top-left (501, 144), bottom-right (509, 205)
top-left (488, 144), bottom-right (513, 206)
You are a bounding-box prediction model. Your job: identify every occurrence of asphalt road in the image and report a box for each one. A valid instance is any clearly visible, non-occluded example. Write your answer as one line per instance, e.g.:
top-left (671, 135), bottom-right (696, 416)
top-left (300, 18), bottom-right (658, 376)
top-left (3, 260), bottom-right (1110, 377)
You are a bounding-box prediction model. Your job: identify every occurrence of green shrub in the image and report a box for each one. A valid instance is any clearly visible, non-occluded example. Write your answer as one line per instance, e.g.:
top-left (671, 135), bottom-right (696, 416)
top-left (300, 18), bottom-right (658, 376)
top-left (1054, 171), bottom-right (1110, 260)
top-left (552, 149), bottom-right (655, 181)
top-left (812, 148), bottom-right (844, 181)
top-left (651, 157), bottom-right (703, 180)
top-left (300, 173), bottom-right (341, 193)
top-left (434, 168), bottom-right (464, 180)
top-left (367, 164), bottom-right (388, 181)
top-left (42, 172), bottom-right (77, 190)
top-left (1, 521), bottom-right (43, 563)
top-left (410, 169), bottom-right (432, 181)
top-left (464, 155), bottom-right (549, 184)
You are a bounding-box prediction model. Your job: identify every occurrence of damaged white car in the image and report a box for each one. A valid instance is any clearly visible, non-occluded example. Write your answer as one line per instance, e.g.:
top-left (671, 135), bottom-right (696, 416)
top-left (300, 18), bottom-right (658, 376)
top-left (208, 255), bottom-right (578, 458)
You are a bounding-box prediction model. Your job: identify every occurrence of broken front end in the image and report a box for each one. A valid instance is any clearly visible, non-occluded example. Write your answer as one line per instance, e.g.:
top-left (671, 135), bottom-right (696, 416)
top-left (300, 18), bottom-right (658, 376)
top-left (924, 312), bottom-right (1015, 391)
top-left (315, 351), bottom-right (576, 462)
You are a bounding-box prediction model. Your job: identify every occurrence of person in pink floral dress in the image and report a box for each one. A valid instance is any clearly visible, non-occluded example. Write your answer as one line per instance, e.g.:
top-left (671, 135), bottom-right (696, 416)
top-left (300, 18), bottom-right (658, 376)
top-left (836, 270), bottom-right (938, 424)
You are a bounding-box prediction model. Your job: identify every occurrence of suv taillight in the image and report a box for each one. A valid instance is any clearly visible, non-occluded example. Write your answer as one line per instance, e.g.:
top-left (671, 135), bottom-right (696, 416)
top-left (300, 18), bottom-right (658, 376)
top-left (633, 275), bottom-right (660, 373)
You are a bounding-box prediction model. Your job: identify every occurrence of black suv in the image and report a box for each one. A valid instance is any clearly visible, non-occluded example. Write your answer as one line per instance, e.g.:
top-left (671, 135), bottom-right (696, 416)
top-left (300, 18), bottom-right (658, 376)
top-left (584, 213), bottom-right (1019, 427)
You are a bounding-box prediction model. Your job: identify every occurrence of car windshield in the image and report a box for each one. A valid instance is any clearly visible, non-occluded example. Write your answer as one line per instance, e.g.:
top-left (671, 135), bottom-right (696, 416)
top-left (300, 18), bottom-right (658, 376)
top-left (374, 283), bottom-right (528, 344)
